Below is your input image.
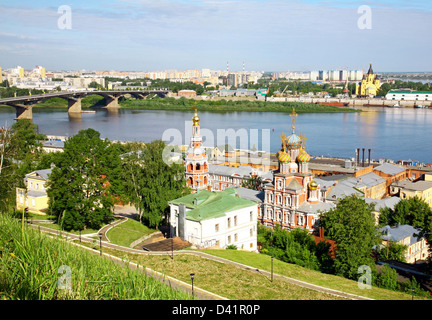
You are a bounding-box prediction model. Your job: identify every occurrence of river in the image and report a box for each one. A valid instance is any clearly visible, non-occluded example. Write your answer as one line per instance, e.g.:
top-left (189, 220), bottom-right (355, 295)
top-left (0, 105), bottom-right (431, 164)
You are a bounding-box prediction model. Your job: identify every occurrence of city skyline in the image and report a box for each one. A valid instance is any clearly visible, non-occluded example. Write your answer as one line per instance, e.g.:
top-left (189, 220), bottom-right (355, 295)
top-left (1, 0), bottom-right (432, 72)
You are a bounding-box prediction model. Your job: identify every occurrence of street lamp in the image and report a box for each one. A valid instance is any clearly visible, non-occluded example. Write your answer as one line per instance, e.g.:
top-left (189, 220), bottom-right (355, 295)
top-left (98, 233), bottom-right (103, 256)
top-left (271, 256), bottom-right (274, 282)
top-left (190, 273), bottom-right (195, 298)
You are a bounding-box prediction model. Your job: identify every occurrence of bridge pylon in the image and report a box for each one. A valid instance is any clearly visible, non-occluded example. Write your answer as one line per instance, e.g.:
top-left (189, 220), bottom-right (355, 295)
top-left (7, 103), bottom-right (33, 120)
top-left (67, 97), bottom-right (82, 114)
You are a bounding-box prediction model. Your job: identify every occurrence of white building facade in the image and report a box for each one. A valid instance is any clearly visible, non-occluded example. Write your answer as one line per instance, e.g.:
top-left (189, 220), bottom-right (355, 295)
top-left (168, 189), bottom-right (258, 251)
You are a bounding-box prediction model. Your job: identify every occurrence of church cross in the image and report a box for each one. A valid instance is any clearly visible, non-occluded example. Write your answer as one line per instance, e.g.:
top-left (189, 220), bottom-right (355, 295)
top-left (290, 108), bottom-right (298, 132)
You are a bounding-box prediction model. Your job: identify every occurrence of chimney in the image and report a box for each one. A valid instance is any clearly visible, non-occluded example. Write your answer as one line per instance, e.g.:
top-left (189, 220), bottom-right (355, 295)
top-left (368, 149), bottom-right (371, 166)
top-left (362, 148), bottom-right (365, 167)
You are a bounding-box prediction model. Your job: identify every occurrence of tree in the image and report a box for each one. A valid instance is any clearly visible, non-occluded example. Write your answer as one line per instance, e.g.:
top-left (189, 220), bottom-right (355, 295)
top-left (47, 129), bottom-right (120, 231)
top-left (0, 120), bottom-right (46, 211)
top-left (319, 195), bottom-right (380, 280)
top-left (377, 240), bottom-right (407, 262)
top-left (388, 196), bottom-right (432, 229)
top-left (121, 140), bottom-right (188, 228)
top-left (241, 175), bottom-right (263, 191)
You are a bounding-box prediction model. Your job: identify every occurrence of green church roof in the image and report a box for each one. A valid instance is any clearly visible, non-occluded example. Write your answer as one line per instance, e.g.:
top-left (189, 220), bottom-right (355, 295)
top-left (169, 188), bottom-right (256, 222)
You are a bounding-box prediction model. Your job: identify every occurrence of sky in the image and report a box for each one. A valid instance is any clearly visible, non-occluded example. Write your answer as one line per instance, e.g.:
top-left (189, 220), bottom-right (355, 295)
top-left (0, 0), bottom-right (431, 72)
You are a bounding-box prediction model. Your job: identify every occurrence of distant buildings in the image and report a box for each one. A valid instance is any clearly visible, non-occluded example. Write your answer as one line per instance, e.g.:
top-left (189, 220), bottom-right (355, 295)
top-left (273, 69), bottom-right (363, 82)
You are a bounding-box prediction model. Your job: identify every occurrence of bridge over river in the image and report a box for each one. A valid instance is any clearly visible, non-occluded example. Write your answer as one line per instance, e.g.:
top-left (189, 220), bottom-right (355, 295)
top-left (0, 90), bottom-right (169, 120)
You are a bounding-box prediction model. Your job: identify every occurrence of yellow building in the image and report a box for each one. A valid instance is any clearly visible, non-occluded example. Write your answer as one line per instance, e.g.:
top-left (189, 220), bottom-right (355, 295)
top-left (0, 66), bottom-right (3, 83)
top-left (355, 63), bottom-right (381, 97)
top-left (18, 66), bottom-right (24, 78)
top-left (16, 169), bottom-right (51, 215)
top-left (380, 224), bottom-right (430, 263)
top-left (390, 179), bottom-right (432, 209)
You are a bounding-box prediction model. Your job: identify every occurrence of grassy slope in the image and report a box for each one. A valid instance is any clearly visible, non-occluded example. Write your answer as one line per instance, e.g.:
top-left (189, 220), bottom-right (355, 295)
top-left (200, 249), bottom-right (418, 300)
top-left (106, 218), bottom-right (156, 247)
top-left (0, 214), bottom-right (191, 300)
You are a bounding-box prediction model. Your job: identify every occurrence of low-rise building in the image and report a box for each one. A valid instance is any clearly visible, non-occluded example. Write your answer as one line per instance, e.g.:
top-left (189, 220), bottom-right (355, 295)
top-left (379, 224), bottom-right (430, 263)
top-left (42, 140), bottom-right (64, 153)
top-left (385, 89), bottom-right (432, 102)
top-left (390, 179), bottom-right (432, 208)
top-left (177, 90), bottom-right (197, 98)
top-left (16, 169), bottom-right (51, 215)
top-left (365, 197), bottom-right (401, 225)
top-left (168, 188), bottom-right (258, 251)
top-left (208, 164), bottom-right (272, 192)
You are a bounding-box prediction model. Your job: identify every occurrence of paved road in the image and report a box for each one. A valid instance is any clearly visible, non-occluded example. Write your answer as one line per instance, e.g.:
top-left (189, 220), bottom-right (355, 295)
top-left (28, 221), bottom-right (373, 301)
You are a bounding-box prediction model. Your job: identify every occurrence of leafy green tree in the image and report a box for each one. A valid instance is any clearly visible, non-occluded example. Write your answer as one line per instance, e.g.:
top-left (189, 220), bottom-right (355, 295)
top-left (121, 140), bottom-right (188, 228)
top-left (241, 175), bottom-right (263, 191)
top-left (0, 120), bottom-right (47, 211)
top-left (47, 129), bottom-right (120, 231)
top-left (375, 264), bottom-right (399, 291)
top-left (258, 224), bottom-right (332, 272)
top-left (377, 241), bottom-right (408, 262)
top-left (389, 196), bottom-right (432, 229)
top-left (319, 195), bottom-right (380, 280)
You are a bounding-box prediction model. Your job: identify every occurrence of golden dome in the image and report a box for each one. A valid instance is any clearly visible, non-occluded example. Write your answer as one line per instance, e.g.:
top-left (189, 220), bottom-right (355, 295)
top-left (277, 150), bottom-right (291, 163)
top-left (192, 107), bottom-right (200, 125)
top-left (309, 180), bottom-right (318, 190)
top-left (297, 148), bottom-right (310, 163)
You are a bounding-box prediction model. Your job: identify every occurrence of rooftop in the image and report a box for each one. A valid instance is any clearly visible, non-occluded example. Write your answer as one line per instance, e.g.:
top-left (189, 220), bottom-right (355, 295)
top-left (392, 179), bottom-right (432, 192)
top-left (380, 224), bottom-right (423, 245)
top-left (169, 188), bottom-right (256, 222)
top-left (374, 163), bottom-right (406, 176)
top-left (26, 168), bottom-right (52, 181)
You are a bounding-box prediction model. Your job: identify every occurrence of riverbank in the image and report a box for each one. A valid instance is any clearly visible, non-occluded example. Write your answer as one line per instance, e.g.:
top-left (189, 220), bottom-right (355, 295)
top-left (119, 97), bottom-right (359, 113)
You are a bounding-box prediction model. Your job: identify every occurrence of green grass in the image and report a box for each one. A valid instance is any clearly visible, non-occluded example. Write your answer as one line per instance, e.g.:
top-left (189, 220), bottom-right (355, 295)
top-left (199, 249), bottom-right (423, 300)
top-left (83, 243), bottom-right (424, 300)
top-left (120, 97), bottom-right (359, 114)
top-left (106, 218), bottom-right (156, 247)
top-left (0, 213), bottom-right (192, 300)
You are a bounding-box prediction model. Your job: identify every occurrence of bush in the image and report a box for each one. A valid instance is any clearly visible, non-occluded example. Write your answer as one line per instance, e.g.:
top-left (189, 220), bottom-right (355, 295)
top-left (226, 244), bottom-right (237, 250)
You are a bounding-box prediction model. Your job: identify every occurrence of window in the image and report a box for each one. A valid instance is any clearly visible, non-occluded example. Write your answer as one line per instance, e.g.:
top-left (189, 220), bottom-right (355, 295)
top-left (250, 211), bottom-right (253, 221)
top-left (215, 224), bottom-right (219, 232)
top-left (234, 216), bottom-right (237, 226)
top-left (234, 233), bottom-right (238, 242)
top-left (250, 228), bottom-right (253, 237)
top-left (228, 235), bottom-right (231, 244)
top-left (227, 217), bottom-right (231, 228)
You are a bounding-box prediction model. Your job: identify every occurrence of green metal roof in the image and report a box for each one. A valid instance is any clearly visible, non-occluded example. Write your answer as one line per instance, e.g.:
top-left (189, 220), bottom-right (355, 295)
top-left (388, 89), bottom-right (432, 94)
top-left (169, 188), bottom-right (256, 222)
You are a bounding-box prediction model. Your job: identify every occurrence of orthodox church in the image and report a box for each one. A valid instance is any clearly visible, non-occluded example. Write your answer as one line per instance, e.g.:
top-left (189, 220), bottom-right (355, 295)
top-left (355, 63), bottom-right (381, 97)
top-left (184, 106), bottom-right (209, 192)
top-left (261, 109), bottom-right (335, 233)
top-left (183, 107), bottom-right (335, 234)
